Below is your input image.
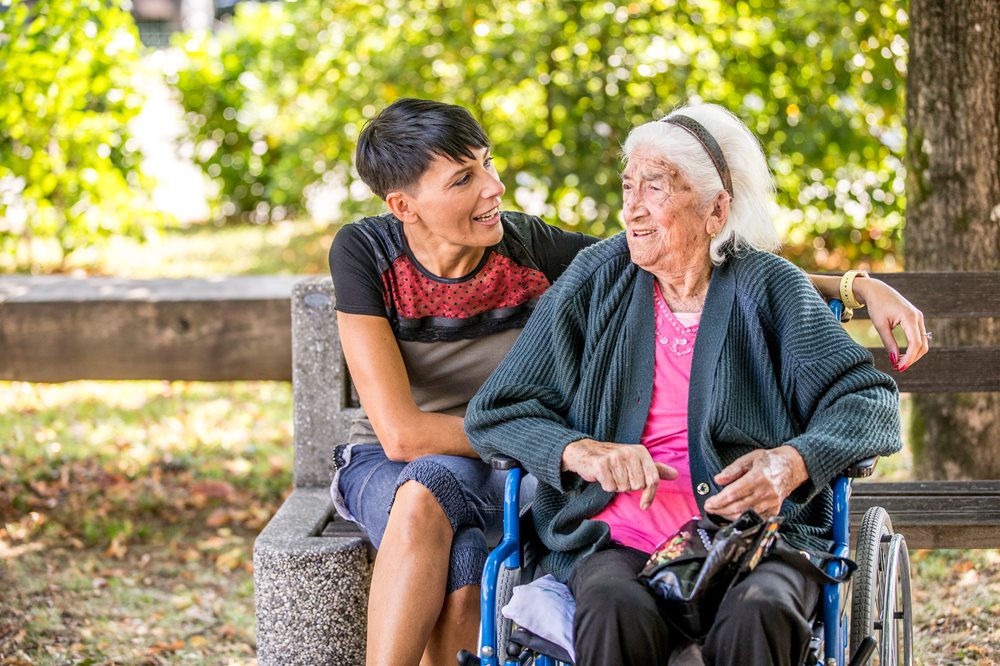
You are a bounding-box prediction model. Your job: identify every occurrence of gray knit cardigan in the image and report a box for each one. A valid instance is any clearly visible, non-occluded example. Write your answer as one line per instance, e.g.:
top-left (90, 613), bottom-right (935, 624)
top-left (465, 233), bottom-right (901, 582)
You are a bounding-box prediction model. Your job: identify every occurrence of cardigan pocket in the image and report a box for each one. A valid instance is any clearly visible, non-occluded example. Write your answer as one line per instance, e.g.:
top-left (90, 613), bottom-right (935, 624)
top-left (716, 421), bottom-right (772, 453)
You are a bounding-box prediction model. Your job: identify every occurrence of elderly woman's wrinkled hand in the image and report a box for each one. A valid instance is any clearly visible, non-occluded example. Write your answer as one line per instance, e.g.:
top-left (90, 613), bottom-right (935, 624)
top-left (854, 277), bottom-right (929, 372)
top-left (702, 446), bottom-right (809, 520)
top-left (561, 439), bottom-right (678, 510)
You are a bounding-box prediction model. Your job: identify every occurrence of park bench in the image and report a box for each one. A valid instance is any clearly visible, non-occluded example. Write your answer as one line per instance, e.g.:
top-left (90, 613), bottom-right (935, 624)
top-left (250, 270), bottom-right (1000, 665)
top-left (3, 271), bottom-right (995, 663)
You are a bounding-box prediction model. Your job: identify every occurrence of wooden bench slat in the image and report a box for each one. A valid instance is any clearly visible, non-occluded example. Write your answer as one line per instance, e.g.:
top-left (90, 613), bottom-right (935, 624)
top-left (868, 347), bottom-right (1000, 392)
top-left (854, 480), bottom-right (1000, 495)
top-left (857, 272), bottom-right (1000, 319)
top-left (850, 482), bottom-right (1000, 548)
top-left (855, 525), bottom-right (1000, 550)
top-left (0, 276), bottom-right (306, 382)
top-left (852, 497), bottom-right (1000, 515)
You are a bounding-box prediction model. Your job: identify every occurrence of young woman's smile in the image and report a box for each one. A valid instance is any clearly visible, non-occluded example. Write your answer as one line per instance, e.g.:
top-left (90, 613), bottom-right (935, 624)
top-left (387, 146), bottom-right (506, 277)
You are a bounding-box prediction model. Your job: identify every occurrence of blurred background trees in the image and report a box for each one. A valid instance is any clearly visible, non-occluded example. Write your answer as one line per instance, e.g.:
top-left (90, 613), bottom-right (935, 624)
top-left (170, 0), bottom-right (908, 273)
top-left (2, 0), bottom-right (909, 273)
top-left (0, 0), bottom-right (164, 272)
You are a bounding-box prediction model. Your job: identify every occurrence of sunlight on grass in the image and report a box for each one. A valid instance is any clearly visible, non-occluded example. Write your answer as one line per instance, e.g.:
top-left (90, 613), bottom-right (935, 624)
top-left (90, 218), bottom-right (334, 277)
top-left (1, 380), bottom-right (292, 487)
top-left (2, 217), bottom-right (338, 278)
top-left (0, 380), bottom-right (294, 552)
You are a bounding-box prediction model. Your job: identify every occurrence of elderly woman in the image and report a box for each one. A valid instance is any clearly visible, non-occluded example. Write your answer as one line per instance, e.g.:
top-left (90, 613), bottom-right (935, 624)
top-left (465, 104), bottom-right (903, 665)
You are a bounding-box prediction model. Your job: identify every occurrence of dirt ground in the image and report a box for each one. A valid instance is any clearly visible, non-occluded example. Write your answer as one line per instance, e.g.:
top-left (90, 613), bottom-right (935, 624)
top-left (0, 525), bottom-right (258, 665)
top-left (2, 535), bottom-right (999, 664)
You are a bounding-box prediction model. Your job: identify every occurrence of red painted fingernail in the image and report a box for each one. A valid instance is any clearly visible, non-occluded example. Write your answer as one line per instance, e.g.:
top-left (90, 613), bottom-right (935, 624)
top-left (898, 364), bottom-right (907, 373)
top-left (890, 352), bottom-right (898, 365)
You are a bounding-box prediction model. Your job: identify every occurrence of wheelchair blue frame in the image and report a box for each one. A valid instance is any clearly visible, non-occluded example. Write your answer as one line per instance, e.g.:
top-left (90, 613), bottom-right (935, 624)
top-left (472, 300), bottom-right (880, 666)
top-left (476, 465), bottom-right (866, 666)
top-left (478, 465), bottom-right (524, 665)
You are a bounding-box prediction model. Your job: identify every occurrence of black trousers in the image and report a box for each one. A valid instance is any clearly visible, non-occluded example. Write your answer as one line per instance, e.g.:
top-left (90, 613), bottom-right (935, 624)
top-left (567, 546), bottom-right (820, 666)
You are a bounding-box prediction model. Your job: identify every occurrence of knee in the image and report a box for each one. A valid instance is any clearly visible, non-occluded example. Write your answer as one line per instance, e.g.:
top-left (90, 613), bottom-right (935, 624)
top-left (704, 582), bottom-right (812, 662)
top-left (718, 581), bottom-right (802, 631)
top-left (442, 584), bottom-right (480, 618)
top-left (389, 480), bottom-right (451, 542)
top-left (573, 585), bottom-right (668, 660)
top-left (575, 578), bottom-right (657, 626)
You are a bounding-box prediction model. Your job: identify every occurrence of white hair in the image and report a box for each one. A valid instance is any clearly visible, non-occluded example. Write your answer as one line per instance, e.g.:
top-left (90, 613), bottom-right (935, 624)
top-left (621, 103), bottom-right (781, 264)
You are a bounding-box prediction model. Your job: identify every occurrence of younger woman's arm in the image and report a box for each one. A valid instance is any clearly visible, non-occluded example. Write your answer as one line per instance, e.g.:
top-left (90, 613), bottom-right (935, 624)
top-left (337, 312), bottom-right (477, 462)
top-left (807, 272), bottom-right (929, 371)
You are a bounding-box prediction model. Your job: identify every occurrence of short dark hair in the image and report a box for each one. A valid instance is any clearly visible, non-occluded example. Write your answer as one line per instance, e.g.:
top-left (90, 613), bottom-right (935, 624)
top-left (355, 98), bottom-right (491, 200)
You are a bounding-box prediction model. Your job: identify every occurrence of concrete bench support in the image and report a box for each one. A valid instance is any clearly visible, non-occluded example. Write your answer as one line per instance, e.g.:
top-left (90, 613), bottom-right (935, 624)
top-left (253, 278), bottom-right (369, 665)
top-left (254, 489), bottom-right (371, 664)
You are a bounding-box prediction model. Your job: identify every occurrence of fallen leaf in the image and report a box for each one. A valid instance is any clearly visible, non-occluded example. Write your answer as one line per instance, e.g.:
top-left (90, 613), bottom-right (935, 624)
top-left (205, 508), bottom-right (230, 528)
top-left (105, 535), bottom-right (128, 559)
top-left (214, 547), bottom-right (244, 572)
top-left (147, 638), bottom-right (184, 654)
top-left (190, 479), bottom-right (236, 501)
top-left (954, 560), bottom-right (976, 573)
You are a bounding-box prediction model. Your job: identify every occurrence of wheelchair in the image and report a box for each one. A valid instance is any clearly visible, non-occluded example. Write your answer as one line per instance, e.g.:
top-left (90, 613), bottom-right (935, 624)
top-left (460, 301), bottom-right (913, 666)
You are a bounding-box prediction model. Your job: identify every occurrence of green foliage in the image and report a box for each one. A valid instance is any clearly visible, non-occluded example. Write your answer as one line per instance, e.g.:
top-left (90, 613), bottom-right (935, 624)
top-left (172, 0), bottom-right (908, 269)
top-left (0, 0), bottom-right (163, 272)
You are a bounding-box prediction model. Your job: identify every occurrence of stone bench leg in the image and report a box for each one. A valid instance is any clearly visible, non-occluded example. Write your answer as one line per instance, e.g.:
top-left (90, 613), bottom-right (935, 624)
top-left (254, 488), bottom-right (372, 665)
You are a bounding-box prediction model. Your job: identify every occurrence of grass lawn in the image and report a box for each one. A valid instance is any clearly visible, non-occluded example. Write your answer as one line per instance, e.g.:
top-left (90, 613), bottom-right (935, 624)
top-left (2, 221), bottom-right (999, 665)
top-left (0, 380), bottom-right (291, 665)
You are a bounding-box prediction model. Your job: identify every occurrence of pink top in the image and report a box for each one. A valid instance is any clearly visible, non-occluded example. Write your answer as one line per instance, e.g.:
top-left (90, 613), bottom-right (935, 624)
top-left (592, 282), bottom-right (701, 553)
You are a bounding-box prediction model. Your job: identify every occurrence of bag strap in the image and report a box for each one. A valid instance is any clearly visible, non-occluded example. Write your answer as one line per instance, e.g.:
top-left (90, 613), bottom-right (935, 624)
top-left (769, 538), bottom-right (856, 585)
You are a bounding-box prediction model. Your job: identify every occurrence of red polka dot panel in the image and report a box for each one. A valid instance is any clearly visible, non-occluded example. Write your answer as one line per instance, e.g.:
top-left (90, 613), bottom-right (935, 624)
top-left (389, 253), bottom-right (550, 319)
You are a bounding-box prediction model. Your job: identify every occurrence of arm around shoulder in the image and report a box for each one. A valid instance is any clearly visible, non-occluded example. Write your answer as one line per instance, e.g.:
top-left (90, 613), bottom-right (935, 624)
top-left (806, 270), bottom-right (928, 371)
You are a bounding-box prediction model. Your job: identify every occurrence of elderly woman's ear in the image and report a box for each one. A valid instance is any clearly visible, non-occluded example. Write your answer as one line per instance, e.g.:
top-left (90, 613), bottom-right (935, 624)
top-left (705, 191), bottom-right (729, 238)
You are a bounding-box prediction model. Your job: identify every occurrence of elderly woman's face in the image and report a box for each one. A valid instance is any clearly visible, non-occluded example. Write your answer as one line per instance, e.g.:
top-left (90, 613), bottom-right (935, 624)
top-left (621, 148), bottom-right (714, 273)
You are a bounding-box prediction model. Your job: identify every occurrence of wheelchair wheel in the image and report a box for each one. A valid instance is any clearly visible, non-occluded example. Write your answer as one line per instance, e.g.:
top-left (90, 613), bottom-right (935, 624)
top-left (850, 507), bottom-right (913, 666)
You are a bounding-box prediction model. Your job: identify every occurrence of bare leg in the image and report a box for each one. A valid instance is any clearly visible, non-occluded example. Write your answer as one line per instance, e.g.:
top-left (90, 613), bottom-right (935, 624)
top-left (421, 584), bottom-right (480, 666)
top-left (366, 480), bottom-right (453, 666)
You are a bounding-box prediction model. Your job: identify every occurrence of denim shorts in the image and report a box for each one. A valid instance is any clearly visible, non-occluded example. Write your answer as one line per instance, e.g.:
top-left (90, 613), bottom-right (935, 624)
top-left (332, 443), bottom-right (536, 593)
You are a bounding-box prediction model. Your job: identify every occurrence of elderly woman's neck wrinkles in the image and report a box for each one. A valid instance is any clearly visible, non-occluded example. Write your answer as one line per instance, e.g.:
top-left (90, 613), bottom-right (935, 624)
top-left (655, 266), bottom-right (712, 313)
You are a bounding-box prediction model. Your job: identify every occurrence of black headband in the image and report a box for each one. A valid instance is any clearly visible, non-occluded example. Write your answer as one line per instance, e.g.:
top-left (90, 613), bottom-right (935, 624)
top-left (662, 114), bottom-right (734, 201)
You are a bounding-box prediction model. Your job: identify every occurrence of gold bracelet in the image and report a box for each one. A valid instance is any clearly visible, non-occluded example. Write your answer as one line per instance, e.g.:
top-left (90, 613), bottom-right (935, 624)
top-left (839, 270), bottom-right (868, 310)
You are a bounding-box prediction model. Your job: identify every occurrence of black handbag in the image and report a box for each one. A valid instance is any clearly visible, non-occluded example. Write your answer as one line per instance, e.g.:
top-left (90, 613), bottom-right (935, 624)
top-left (639, 510), bottom-right (855, 640)
top-left (638, 511), bottom-right (784, 640)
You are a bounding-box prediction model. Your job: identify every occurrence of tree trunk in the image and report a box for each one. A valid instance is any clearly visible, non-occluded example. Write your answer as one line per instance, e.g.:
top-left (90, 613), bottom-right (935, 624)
top-left (905, 0), bottom-right (1000, 479)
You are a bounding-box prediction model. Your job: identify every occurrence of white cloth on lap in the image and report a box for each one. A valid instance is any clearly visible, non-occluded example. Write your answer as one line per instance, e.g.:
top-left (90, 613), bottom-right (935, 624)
top-left (501, 574), bottom-right (576, 661)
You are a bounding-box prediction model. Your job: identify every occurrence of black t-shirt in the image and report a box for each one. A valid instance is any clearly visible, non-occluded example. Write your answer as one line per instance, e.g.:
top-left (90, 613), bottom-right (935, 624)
top-left (329, 210), bottom-right (597, 443)
top-left (329, 211), bottom-right (597, 343)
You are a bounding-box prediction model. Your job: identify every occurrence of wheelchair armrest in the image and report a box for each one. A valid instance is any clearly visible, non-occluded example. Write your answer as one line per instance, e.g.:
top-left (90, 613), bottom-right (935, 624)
top-left (491, 454), bottom-right (523, 471)
top-left (844, 456), bottom-right (879, 479)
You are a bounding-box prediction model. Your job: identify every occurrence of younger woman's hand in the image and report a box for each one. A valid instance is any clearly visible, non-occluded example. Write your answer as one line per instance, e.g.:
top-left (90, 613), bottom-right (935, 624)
top-left (854, 277), bottom-right (929, 372)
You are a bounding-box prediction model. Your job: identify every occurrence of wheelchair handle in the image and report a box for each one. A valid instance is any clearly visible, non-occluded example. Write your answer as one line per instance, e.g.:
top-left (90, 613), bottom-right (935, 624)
top-left (845, 456), bottom-right (879, 479)
top-left (490, 454), bottom-right (523, 471)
